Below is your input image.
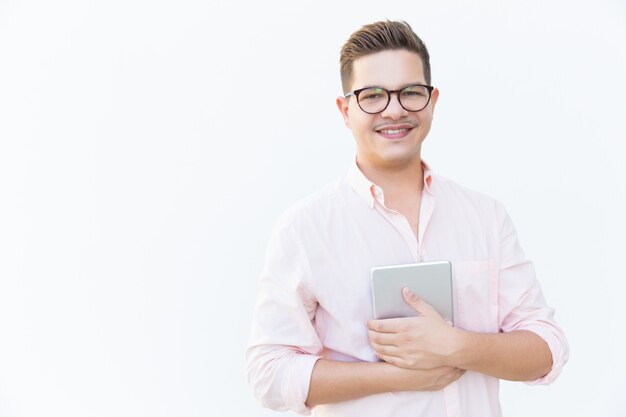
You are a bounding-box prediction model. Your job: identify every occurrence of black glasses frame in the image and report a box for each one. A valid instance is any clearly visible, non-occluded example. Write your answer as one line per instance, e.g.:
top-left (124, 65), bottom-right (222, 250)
top-left (345, 84), bottom-right (434, 114)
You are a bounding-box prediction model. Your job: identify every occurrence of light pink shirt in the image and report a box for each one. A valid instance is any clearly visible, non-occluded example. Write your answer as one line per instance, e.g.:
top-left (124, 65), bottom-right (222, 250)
top-left (246, 161), bottom-right (568, 417)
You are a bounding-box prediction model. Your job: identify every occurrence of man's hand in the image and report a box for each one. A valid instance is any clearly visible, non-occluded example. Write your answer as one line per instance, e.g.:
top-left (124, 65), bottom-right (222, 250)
top-left (367, 287), bottom-right (462, 370)
top-left (392, 364), bottom-right (466, 391)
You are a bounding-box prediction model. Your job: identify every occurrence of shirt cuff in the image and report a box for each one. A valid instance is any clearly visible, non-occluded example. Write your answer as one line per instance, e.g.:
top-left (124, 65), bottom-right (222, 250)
top-left (522, 325), bottom-right (569, 385)
top-left (282, 354), bottom-right (323, 415)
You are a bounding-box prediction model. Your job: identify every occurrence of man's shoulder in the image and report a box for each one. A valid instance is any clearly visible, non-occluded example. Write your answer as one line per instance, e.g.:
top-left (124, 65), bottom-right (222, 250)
top-left (273, 176), bottom-right (348, 231)
top-left (433, 173), bottom-right (504, 212)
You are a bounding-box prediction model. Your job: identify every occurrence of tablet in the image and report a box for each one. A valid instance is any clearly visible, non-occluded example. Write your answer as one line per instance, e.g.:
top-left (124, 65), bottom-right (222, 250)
top-left (371, 260), bottom-right (454, 324)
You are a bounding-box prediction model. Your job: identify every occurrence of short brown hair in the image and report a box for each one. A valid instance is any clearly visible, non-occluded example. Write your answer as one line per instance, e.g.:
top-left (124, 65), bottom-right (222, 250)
top-left (339, 20), bottom-right (431, 94)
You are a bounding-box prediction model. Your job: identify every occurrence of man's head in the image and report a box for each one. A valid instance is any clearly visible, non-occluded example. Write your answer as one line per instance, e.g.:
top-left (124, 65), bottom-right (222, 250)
top-left (336, 21), bottom-right (439, 171)
top-left (339, 20), bottom-right (431, 96)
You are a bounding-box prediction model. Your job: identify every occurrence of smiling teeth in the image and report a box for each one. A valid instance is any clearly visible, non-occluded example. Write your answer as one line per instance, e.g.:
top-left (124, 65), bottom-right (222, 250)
top-left (380, 129), bottom-right (408, 134)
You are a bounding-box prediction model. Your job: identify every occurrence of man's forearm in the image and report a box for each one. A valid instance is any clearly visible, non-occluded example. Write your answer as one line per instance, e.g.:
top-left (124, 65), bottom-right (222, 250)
top-left (305, 358), bottom-right (464, 407)
top-left (305, 359), bottom-right (398, 407)
top-left (450, 329), bottom-right (552, 381)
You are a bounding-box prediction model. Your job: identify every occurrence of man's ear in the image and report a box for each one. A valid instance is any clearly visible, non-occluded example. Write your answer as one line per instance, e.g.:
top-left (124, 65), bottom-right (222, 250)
top-left (430, 87), bottom-right (440, 113)
top-left (336, 96), bottom-right (351, 129)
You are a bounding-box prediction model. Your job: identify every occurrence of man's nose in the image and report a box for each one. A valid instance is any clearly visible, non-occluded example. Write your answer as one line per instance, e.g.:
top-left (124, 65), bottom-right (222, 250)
top-left (380, 92), bottom-right (408, 119)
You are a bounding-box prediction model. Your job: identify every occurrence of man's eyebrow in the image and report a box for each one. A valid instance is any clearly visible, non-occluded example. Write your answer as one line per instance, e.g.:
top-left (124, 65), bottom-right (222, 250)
top-left (355, 85), bottom-right (383, 90)
top-left (400, 81), bottom-right (428, 88)
top-left (358, 82), bottom-right (428, 90)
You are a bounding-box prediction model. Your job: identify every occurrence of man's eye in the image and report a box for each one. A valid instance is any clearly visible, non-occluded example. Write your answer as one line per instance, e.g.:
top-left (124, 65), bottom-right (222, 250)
top-left (402, 90), bottom-right (426, 97)
top-left (362, 93), bottom-right (384, 100)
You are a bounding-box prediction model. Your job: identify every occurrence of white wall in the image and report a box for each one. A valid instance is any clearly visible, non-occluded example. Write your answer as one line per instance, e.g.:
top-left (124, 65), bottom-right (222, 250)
top-left (0, 0), bottom-right (624, 416)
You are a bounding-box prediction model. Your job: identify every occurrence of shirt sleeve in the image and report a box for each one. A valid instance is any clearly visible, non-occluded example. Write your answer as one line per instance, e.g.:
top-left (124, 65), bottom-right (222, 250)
top-left (245, 213), bottom-right (323, 415)
top-left (495, 203), bottom-right (569, 385)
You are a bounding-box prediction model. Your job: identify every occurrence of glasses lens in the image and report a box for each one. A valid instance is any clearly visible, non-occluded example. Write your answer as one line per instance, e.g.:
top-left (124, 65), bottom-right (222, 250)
top-left (357, 87), bottom-right (389, 114)
top-left (399, 85), bottom-right (430, 111)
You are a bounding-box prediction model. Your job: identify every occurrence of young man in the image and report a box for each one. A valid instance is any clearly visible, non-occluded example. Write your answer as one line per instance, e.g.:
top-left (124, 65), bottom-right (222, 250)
top-left (246, 20), bottom-right (568, 417)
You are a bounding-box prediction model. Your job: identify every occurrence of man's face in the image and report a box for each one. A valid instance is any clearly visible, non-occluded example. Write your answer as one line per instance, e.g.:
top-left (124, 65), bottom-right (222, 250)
top-left (336, 49), bottom-right (439, 170)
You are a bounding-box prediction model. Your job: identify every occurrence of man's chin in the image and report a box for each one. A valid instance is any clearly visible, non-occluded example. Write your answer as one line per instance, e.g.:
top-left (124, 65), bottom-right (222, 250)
top-left (374, 152), bottom-right (422, 169)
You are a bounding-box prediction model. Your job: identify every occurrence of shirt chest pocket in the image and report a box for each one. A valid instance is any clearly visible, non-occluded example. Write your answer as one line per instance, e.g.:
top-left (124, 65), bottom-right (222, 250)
top-left (452, 260), bottom-right (499, 333)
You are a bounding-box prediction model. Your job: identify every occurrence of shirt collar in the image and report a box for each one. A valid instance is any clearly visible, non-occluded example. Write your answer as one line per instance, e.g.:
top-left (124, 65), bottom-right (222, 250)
top-left (347, 158), bottom-right (434, 208)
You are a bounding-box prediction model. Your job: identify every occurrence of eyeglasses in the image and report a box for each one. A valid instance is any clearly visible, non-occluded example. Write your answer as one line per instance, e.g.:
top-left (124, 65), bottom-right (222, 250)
top-left (345, 84), bottom-right (434, 114)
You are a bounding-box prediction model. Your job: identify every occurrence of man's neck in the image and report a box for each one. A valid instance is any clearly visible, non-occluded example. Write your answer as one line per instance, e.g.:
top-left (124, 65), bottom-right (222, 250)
top-left (356, 156), bottom-right (424, 199)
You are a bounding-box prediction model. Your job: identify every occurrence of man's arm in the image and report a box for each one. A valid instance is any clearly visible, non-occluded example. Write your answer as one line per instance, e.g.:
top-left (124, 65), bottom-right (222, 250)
top-left (305, 358), bottom-right (465, 407)
top-left (367, 288), bottom-right (553, 381)
top-left (451, 329), bottom-right (552, 381)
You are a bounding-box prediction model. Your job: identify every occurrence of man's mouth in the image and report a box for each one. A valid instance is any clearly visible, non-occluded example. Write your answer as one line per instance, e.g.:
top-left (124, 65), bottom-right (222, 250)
top-left (375, 124), bottom-right (415, 139)
top-left (378, 128), bottom-right (411, 135)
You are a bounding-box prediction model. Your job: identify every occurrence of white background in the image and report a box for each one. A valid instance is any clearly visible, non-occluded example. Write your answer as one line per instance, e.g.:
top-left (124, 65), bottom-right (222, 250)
top-left (1, 0), bottom-right (625, 416)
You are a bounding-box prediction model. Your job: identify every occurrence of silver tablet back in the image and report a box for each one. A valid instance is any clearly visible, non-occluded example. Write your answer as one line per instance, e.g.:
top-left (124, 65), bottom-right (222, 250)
top-left (371, 260), bottom-right (453, 323)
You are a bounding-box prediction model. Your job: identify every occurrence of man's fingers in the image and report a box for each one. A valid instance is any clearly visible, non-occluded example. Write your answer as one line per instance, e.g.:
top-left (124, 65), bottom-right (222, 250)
top-left (451, 368), bottom-right (466, 383)
top-left (402, 287), bottom-right (427, 313)
top-left (377, 352), bottom-right (404, 367)
top-left (444, 367), bottom-right (466, 384)
top-left (402, 287), bottom-right (440, 317)
top-left (367, 317), bottom-right (410, 333)
top-left (371, 341), bottom-right (401, 358)
top-left (367, 329), bottom-right (399, 346)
